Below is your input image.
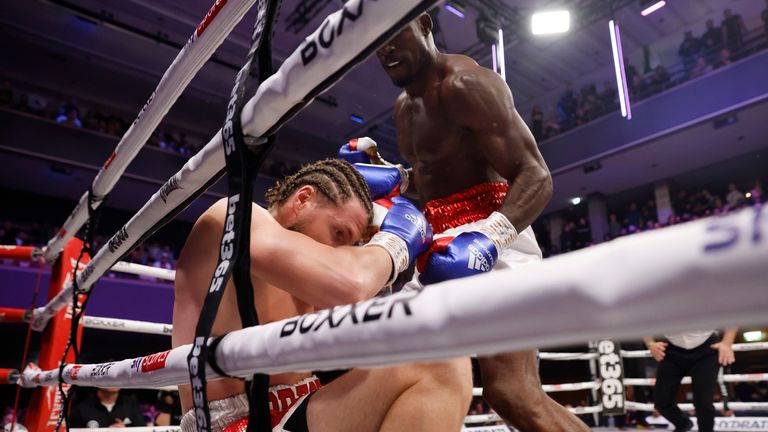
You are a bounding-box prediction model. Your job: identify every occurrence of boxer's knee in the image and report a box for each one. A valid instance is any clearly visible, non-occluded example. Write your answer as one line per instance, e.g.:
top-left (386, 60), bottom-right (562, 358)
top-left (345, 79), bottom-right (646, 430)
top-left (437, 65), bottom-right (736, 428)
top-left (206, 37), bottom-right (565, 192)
top-left (416, 358), bottom-right (473, 407)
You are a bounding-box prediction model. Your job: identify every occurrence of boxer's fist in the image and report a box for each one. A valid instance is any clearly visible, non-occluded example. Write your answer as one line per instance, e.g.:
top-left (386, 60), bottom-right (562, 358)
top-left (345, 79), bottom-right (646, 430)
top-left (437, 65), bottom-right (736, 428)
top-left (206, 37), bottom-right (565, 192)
top-left (353, 163), bottom-right (402, 200)
top-left (416, 232), bottom-right (498, 285)
top-left (366, 197), bottom-right (432, 285)
top-left (416, 212), bottom-right (518, 285)
top-left (338, 137), bottom-right (382, 164)
top-left (341, 138), bottom-right (410, 194)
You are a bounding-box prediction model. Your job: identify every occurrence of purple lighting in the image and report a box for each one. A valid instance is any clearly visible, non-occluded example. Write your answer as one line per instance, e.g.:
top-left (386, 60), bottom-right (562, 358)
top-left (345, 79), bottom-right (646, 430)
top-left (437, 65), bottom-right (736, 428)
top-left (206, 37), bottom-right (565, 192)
top-left (445, 3), bottom-right (465, 19)
top-left (609, 20), bottom-right (632, 120)
top-left (641, 1), bottom-right (666, 17)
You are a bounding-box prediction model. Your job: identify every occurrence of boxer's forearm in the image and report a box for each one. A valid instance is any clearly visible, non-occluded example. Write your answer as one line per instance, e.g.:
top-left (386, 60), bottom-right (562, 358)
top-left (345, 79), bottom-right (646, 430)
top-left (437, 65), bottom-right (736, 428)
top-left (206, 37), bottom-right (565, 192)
top-left (499, 164), bottom-right (552, 232)
top-left (256, 242), bottom-right (392, 310)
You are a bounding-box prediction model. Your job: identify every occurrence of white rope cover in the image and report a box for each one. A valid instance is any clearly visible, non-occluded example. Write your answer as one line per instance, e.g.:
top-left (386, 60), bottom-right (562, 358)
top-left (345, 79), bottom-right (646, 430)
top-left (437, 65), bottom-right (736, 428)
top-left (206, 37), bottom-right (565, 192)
top-left (111, 261), bottom-right (175, 281)
top-left (465, 405), bottom-right (604, 425)
top-left (624, 373), bottom-right (768, 386)
top-left (462, 426), bottom-right (510, 432)
top-left (621, 342), bottom-right (768, 358)
top-left (538, 352), bottom-right (598, 360)
top-left (82, 316), bottom-right (172, 335)
top-left (41, 0), bottom-right (258, 263)
top-left (31, 0), bottom-right (440, 332)
top-left (539, 343), bottom-right (768, 360)
top-left (626, 401), bottom-right (768, 412)
top-left (19, 207), bottom-right (768, 389)
top-left (472, 380), bottom-right (600, 396)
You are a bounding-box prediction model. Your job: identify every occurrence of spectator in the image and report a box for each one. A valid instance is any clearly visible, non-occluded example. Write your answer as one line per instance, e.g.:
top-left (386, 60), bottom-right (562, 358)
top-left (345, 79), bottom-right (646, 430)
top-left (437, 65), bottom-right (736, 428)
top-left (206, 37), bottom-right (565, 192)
top-left (557, 89), bottom-right (578, 129)
top-left (678, 31), bottom-right (701, 78)
top-left (531, 105), bottom-right (543, 142)
top-left (69, 387), bottom-right (146, 428)
top-left (649, 65), bottom-right (671, 93)
top-left (644, 329), bottom-right (737, 432)
top-left (154, 391), bottom-right (182, 426)
top-left (560, 221), bottom-right (575, 252)
top-left (690, 57), bottom-right (713, 78)
top-left (543, 114), bottom-right (561, 139)
top-left (624, 58), bottom-right (639, 90)
top-left (56, 106), bottom-right (83, 128)
top-left (721, 9), bottom-right (747, 56)
top-left (714, 48), bottom-right (732, 69)
top-left (599, 81), bottom-right (617, 110)
top-left (608, 213), bottom-right (621, 239)
top-left (701, 19), bottom-right (723, 63)
top-left (626, 202), bottom-right (642, 228)
top-left (630, 74), bottom-right (648, 101)
top-left (575, 217), bottom-right (591, 247)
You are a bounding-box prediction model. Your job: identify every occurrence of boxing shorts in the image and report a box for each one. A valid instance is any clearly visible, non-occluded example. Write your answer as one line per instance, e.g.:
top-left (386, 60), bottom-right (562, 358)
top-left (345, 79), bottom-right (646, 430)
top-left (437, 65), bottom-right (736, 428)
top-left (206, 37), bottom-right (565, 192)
top-left (403, 182), bottom-right (542, 291)
top-left (180, 375), bottom-right (322, 432)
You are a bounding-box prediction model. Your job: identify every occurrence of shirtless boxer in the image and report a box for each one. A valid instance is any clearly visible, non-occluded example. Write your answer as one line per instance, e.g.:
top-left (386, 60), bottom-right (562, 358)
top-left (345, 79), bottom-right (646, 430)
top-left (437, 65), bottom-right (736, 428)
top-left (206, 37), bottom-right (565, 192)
top-left (173, 159), bottom-right (471, 432)
top-left (341, 14), bottom-right (590, 432)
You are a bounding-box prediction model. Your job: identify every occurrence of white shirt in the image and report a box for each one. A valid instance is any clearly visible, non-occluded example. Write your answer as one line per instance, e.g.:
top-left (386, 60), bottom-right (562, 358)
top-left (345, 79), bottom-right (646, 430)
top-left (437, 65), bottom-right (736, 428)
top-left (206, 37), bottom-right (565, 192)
top-left (665, 330), bottom-right (715, 349)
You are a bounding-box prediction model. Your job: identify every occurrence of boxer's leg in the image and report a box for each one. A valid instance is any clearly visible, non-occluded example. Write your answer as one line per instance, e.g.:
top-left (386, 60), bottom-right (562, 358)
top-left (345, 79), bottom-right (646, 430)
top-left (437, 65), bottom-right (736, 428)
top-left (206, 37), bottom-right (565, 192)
top-left (479, 351), bottom-right (591, 432)
top-left (306, 357), bottom-right (472, 432)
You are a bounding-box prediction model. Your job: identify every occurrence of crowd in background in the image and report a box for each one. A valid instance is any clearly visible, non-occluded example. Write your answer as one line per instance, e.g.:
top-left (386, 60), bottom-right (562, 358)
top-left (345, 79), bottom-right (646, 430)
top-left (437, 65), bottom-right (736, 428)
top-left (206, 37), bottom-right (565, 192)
top-left (0, 77), bottom-right (304, 178)
top-left (2, 388), bottom-right (182, 428)
top-left (0, 220), bottom-right (179, 282)
top-left (0, 78), bottom-right (202, 157)
top-left (539, 179), bottom-right (765, 257)
top-left (531, 5), bottom-right (768, 142)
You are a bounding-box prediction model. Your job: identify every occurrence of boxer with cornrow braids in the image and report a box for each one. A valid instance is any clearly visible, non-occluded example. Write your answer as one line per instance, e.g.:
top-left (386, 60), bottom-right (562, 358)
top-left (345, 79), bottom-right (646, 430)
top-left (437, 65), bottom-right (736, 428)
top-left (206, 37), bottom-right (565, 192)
top-left (265, 158), bottom-right (373, 221)
top-left (173, 158), bottom-right (471, 432)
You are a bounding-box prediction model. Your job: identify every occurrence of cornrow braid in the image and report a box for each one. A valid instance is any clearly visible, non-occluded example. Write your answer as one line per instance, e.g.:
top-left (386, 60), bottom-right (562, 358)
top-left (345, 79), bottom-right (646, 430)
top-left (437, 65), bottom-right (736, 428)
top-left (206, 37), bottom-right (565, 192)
top-left (265, 159), bottom-right (373, 223)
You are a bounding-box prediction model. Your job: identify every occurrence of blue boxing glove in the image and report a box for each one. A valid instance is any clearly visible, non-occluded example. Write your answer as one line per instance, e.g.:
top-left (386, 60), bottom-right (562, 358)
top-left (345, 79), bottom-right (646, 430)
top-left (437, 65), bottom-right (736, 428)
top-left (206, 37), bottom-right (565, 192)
top-left (353, 163), bottom-right (402, 201)
top-left (417, 212), bottom-right (518, 285)
top-left (340, 137), bottom-right (409, 196)
top-left (366, 196), bottom-right (432, 285)
top-left (338, 137), bottom-right (381, 164)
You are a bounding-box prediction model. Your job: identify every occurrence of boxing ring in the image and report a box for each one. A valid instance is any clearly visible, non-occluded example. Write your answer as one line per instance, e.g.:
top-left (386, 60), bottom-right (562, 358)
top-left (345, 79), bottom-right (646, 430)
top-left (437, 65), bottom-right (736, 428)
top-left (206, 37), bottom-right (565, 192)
top-left (1, 0), bottom-right (767, 430)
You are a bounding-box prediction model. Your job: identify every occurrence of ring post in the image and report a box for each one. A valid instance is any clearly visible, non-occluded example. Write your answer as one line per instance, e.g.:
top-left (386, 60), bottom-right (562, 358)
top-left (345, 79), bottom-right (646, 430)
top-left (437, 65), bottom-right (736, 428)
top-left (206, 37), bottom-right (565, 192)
top-left (25, 238), bottom-right (89, 431)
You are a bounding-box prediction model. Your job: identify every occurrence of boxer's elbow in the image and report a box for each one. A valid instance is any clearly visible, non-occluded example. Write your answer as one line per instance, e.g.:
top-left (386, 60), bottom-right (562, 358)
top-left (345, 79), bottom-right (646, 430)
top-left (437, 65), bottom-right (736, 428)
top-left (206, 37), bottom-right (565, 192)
top-left (538, 168), bottom-right (553, 203)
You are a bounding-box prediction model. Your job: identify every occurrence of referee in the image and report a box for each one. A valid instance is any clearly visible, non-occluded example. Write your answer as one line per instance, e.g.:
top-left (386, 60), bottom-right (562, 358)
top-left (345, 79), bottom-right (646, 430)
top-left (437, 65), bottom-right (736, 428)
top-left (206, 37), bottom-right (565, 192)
top-left (644, 328), bottom-right (738, 432)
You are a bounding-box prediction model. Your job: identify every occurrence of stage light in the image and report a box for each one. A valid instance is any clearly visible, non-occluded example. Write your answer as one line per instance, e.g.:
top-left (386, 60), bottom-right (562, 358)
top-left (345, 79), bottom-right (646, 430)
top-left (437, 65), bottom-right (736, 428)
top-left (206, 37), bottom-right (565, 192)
top-left (640, 1), bottom-right (666, 17)
top-left (531, 10), bottom-right (570, 35)
top-left (743, 331), bottom-right (765, 342)
top-left (445, 2), bottom-right (465, 19)
top-left (609, 20), bottom-right (632, 120)
top-left (570, 197), bottom-right (582, 206)
top-left (350, 114), bottom-right (364, 124)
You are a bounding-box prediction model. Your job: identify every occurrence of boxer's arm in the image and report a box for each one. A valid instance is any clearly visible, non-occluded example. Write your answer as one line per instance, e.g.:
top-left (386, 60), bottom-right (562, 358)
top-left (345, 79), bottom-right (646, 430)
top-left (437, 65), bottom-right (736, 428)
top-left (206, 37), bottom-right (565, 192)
top-left (442, 67), bottom-right (553, 232)
top-left (177, 200), bottom-right (391, 312)
top-left (250, 218), bottom-right (391, 308)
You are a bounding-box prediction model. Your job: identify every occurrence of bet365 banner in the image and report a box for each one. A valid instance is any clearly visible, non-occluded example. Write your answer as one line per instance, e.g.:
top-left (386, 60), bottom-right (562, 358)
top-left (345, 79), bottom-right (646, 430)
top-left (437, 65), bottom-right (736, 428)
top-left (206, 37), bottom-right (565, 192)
top-left (597, 339), bottom-right (626, 416)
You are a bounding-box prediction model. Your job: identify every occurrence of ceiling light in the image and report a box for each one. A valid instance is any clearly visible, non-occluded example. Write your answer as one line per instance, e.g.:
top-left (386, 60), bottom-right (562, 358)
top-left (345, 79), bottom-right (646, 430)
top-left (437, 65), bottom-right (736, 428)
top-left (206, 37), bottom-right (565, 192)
top-left (640, 1), bottom-right (666, 17)
top-left (531, 10), bottom-right (570, 35)
top-left (570, 197), bottom-right (582, 206)
top-left (445, 2), bottom-right (465, 19)
top-left (743, 330), bottom-right (765, 342)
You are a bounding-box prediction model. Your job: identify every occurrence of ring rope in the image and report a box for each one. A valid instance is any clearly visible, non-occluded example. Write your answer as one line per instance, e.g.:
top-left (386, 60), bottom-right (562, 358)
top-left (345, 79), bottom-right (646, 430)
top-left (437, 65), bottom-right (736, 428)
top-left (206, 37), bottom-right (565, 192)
top-left (29, 0), bottom-right (443, 334)
top-left (40, 0), bottom-right (260, 263)
top-left (18, 208), bottom-right (768, 392)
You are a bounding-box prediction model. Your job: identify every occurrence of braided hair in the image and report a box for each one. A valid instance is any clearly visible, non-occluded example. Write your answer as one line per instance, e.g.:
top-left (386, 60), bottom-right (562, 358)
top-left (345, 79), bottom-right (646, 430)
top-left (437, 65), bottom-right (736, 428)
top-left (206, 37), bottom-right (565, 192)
top-left (265, 159), bottom-right (373, 223)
